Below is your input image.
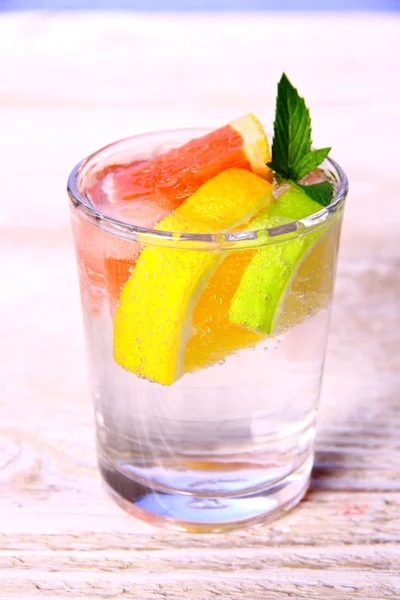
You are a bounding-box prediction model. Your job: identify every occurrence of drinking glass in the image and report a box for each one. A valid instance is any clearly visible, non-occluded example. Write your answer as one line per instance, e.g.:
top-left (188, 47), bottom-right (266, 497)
top-left (67, 130), bottom-right (348, 532)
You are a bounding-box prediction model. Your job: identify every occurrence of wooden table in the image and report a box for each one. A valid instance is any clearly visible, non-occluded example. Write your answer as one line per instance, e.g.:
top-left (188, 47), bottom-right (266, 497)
top-left (1, 11), bottom-right (399, 599)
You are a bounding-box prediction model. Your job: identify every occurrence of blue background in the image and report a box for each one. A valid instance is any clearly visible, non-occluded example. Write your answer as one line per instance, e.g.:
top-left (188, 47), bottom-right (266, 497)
top-left (0, 0), bottom-right (398, 10)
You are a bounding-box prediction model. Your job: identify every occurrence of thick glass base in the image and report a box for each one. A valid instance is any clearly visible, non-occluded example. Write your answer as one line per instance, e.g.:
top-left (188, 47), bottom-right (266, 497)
top-left (100, 454), bottom-right (312, 533)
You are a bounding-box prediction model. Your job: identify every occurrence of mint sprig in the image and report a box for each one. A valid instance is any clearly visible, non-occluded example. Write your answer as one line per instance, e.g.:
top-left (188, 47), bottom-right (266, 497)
top-left (267, 73), bottom-right (333, 206)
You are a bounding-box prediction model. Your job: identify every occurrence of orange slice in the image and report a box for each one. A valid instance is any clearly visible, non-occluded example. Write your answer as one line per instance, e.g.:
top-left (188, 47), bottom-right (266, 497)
top-left (185, 186), bottom-right (337, 373)
top-left (184, 249), bottom-right (263, 373)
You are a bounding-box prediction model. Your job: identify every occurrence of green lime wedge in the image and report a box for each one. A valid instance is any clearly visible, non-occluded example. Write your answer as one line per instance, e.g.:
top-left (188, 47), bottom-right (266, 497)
top-left (229, 185), bottom-right (331, 335)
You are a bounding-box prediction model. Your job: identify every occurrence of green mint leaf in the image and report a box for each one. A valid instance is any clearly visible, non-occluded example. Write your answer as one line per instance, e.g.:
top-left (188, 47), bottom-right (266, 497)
top-left (266, 73), bottom-right (312, 180)
top-left (294, 147), bottom-right (331, 181)
top-left (298, 181), bottom-right (333, 207)
top-left (267, 73), bottom-right (332, 204)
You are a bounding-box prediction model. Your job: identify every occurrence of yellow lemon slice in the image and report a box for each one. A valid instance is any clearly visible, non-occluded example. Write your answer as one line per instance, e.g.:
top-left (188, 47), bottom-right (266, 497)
top-left (113, 168), bottom-right (273, 385)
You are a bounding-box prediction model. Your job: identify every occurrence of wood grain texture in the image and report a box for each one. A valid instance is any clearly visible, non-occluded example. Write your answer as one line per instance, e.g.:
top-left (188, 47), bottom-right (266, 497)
top-left (0, 11), bottom-right (399, 600)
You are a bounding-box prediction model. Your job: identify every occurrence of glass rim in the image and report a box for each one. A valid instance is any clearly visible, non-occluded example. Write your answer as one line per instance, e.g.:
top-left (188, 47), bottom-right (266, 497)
top-left (67, 128), bottom-right (348, 249)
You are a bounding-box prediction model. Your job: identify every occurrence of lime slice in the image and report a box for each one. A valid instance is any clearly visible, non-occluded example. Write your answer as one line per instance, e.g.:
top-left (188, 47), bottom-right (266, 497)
top-left (229, 185), bottom-right (332, 335)
top-left (113, 168), bottom-right (273, 385)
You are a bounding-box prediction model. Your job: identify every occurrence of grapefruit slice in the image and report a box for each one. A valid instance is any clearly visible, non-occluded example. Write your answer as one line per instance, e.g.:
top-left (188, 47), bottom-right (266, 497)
top-left (229, 185), bottom-right (334, 335)
top-left (78, 114), bottom-right (271, 316)
top-left (102, 113), bottom-right (271, 207)
top-left (71, 204), bottom-right (160, 318)
top-left (113, 169), bottom-right (273, 385)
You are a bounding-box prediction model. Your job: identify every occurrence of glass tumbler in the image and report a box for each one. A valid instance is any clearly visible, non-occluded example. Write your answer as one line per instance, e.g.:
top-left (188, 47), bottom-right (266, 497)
top-left (67, 130), bottom-right (348, 533)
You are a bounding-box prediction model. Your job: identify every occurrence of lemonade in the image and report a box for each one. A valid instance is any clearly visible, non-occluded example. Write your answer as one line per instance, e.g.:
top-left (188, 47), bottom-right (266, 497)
top-left (68, 75), bottom-right (348, 531)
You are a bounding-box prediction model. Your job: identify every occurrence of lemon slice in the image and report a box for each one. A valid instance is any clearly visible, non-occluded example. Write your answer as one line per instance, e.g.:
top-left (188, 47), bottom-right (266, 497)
top-left (113, 168), bottom-right (273, 385)
top-left (229, 185), bottom-right (334, 335)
